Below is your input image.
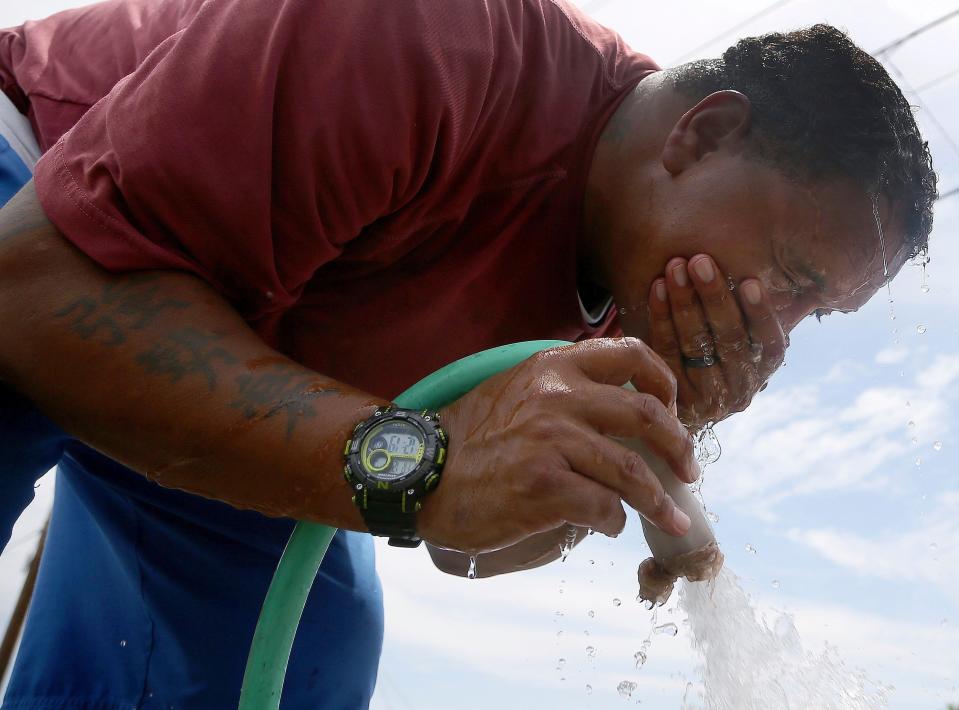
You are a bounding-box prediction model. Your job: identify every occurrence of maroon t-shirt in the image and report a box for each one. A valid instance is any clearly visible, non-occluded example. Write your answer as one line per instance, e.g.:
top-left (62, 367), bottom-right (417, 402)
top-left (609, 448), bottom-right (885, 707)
top-left (4, 0), bottom-right (658, 399)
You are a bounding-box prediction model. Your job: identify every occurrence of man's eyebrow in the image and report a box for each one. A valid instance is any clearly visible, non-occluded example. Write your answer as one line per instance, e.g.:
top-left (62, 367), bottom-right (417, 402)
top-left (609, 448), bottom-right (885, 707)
top-left (796, 261), bottom-right (827, 293)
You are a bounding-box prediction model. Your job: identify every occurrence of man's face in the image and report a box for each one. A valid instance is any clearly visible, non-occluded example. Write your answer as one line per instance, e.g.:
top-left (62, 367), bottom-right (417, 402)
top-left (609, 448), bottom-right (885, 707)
top-left (611, 155), bottom-right (908, 339)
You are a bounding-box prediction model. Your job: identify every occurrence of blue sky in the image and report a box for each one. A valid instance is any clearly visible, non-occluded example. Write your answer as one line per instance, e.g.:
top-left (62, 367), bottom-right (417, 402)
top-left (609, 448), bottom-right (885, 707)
top-left (1, 1), bottom-right (957, 708)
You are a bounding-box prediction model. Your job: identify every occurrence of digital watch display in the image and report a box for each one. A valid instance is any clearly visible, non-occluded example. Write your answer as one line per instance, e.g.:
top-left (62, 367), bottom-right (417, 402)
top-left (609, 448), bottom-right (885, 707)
top-left (343, 406), bottom-right (447, 546)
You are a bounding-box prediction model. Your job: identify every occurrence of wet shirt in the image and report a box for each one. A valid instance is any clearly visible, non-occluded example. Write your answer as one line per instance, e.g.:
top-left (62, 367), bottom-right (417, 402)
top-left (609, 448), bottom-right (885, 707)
top-left (0, 0), bottom-right (655, 707)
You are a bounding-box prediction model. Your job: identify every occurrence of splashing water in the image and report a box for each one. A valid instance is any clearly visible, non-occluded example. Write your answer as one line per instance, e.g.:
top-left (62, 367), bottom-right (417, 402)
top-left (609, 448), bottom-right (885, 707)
top-left (467, 555), bottom-right (477, 579)
top-left (694, 424), bottom-right (722, 469)
top-left (560, 527), bottom-right (578, 562)
top-left (678, 570), bottom-right (891, 709)
top-left (872, 199), bottom-right (890, 284)
top-left (617, 680), bottom-right (637, 698)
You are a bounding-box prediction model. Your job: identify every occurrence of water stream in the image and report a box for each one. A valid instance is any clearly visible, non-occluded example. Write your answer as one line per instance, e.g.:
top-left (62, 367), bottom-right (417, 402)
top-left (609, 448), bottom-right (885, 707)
top-left (678, 570), bottom-right (892, 710)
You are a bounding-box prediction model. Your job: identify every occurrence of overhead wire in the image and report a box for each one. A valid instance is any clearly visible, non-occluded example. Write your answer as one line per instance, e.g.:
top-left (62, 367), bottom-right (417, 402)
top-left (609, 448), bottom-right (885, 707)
top-left (938, 185), bottom-right (959, 203)
top-left (871, 7), bottom-right (959, 57)
top-left (667, 0), bottom-right (798, 65)
top-left (915, 65), bottom-right (959, 93)
top-left (869, 9), bottom-right (959, 200)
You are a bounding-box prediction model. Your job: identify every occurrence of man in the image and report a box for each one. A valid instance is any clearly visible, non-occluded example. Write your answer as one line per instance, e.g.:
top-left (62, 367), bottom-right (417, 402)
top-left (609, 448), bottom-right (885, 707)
top-left (0, 0), bottom-right (936, 707)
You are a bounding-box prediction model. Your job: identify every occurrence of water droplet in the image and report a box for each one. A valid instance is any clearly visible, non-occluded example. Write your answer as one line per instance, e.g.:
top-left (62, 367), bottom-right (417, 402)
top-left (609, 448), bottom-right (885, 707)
top-left (771, 579), bottom-right (781, 589)
top-left (586, 684), bottom-right (592, 695)
top-left (930, 542), bottom-right (939, 551)
top-left (589, 559), bottom-right (595, 565)
top-left (745, 543), bottom-right (757, 555)
top-left (556, 658), bottom-right (566, 669)
top-left (934, 440), bottom-right (943, 451)
top-left (642, 599), bottom-right (655, 611)
top-left (706, 511), bottom-right (720, 523)
top-left (911, 436), bottom-right (918, 445)
top-left (941, 618), bottom-right (949, 628)
top-left (634, 650), bottom-right (647, 668)
top-left (119, 640), bottom-right (127, 647)
top-left (921, 284), bottom-right (931, 293)
top-left (585, 645), bottom-right (597, 658)
top-left (915, 457), bottom-right (922, 467)
top-left (609, 560), bottom-right (614, 567)
top-left (917, 324), bottom-right (927, 334)
top-left (588, 610), bottom-right (595, 618)
top-left (557, 630), bottom-right (564, 637)
top-left (555, 610), bottom-right (564, 617)
top-left (693, 424), bottom-right (722, 467)
top-left (654, 622), bottom-right (678, 637)
top-left (612, 598), bottom-right (622, 607)
top-left (907, 420), bottom-right (916, 429)
top-left (617, 680), bottom-right (637, 698)
top-left (467, 555), bottom-right (477, 579)
top-left (618, 306), bottom-right (627, 316)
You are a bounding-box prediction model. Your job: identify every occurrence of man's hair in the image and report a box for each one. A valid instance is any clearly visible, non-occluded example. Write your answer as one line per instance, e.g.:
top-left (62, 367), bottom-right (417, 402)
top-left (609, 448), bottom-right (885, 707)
top-left (667, 24), bottom-right (937, 261)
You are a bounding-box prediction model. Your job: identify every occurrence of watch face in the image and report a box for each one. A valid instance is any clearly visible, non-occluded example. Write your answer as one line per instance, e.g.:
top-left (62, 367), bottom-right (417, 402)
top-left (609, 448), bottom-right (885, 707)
top-left (360, 420), bottom-right (425, 481)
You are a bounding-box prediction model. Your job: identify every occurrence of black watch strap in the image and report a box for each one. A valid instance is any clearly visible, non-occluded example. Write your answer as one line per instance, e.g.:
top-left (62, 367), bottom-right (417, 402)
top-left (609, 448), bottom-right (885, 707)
top-left (362, 498), bottom-right (421, 548)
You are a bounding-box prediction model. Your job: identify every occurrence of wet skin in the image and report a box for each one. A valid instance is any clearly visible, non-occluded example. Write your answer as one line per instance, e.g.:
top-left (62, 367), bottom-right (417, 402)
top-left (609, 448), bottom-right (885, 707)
top-left (582, 72), bottom-right (909, 430)
top-left (0, 72), bottom-right (914, 579)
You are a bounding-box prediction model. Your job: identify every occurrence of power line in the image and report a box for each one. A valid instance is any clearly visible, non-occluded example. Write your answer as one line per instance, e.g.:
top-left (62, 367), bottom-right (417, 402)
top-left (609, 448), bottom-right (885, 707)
top-left (914, 65), bottom-right (959, 93)
top-left (667, 0), bottom-right (797, 66)
top-left (938, 185), bottom-right (959, 202)
top-left (886, 57), bottom-right (959, 163)
top-left (871, 7), bottom-right (959, 57)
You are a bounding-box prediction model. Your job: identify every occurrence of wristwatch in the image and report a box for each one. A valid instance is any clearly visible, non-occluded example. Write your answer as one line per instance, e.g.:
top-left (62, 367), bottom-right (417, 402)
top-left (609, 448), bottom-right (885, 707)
top-left (343, 405), bottom-right (447, 547)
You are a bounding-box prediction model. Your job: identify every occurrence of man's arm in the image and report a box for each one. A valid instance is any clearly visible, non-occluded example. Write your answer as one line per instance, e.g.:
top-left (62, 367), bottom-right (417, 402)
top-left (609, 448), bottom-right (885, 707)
top-left (1, 181), bottom-right (695, 558)
top-left (0, 182), bottom-right (383, 528)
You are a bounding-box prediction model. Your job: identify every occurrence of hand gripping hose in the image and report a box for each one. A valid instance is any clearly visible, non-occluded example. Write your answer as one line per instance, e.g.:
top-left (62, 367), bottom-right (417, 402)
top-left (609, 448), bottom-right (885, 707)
top-left (238, 341), bottom-right (570, 710)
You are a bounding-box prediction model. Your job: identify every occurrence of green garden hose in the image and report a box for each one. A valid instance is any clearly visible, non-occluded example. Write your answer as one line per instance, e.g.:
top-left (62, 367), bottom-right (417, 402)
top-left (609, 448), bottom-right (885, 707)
top-left (238, 340), bottom-right (571, 710)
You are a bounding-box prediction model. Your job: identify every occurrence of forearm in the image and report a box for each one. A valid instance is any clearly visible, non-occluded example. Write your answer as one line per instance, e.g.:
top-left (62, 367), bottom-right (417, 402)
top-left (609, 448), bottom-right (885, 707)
top-left (0, 182), bottom-right (385, 528)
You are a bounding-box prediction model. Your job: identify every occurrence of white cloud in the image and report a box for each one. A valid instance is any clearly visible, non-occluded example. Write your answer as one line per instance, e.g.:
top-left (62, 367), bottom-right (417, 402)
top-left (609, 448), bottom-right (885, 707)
top-left (702, 350), bottom-right (959, 514)
top-left (785, 490), bottom-right (959, 604)
top-left (875, 347), bottom-right (910, 365)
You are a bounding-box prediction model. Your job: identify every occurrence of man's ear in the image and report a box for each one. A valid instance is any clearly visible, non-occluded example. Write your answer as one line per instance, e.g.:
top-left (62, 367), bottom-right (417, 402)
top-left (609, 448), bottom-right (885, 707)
top-left (662, 90), bottom-right (752, 175)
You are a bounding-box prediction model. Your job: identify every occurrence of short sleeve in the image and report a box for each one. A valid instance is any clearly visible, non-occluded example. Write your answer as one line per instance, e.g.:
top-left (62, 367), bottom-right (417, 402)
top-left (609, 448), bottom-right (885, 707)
top-left (34, 0), bottom-right (492, 317)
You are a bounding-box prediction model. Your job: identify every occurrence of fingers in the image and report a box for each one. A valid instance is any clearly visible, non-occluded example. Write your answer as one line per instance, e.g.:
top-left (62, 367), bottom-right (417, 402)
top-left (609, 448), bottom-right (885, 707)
top-left (546, 338), bottom-right (677, 413)
top-left (557, 425), bottom-right (692, 536)
top-left (573, 382), bottom-right (699, 484)
top-left (737, 279), bottom-right (788, 384)
top-left (685, 255), bottom-right (756, 412)
top-left (530, 467), bottom-right (628, 538)
top-left (646, 276), bottom-right (697, 412)
top-left (663, 259), bottom-right (729, 414)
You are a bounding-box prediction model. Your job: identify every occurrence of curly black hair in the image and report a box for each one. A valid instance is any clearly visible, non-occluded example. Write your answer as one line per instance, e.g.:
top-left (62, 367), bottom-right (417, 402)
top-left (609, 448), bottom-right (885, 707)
top-left (668, 24), bottom-right (937, 261)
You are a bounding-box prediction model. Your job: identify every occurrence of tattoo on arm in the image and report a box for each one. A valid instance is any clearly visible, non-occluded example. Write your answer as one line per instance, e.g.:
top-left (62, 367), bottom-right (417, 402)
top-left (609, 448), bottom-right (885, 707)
top-left (230, 364), bottom-right (338, 440)
top-left (54, 275), bottom-right (190, 346)
top-left (137, 327), bottom-right (239, 390)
